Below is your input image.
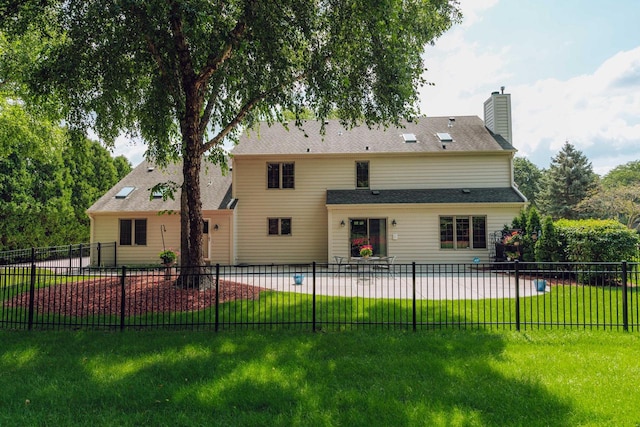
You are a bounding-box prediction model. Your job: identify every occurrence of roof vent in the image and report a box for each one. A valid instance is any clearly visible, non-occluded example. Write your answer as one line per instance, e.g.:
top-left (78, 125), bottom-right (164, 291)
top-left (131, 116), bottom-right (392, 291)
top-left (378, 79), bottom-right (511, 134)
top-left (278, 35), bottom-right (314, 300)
top-left (147, 166), bottom-right (155, 172)
top-left (371, 190), bottom-right (380, 195)
top-left (448, 117), bottom-right (455, 128)
top-left (462, 189), bottom-right (471, 194)
top-left (402, 133), bottom-right (417, 143)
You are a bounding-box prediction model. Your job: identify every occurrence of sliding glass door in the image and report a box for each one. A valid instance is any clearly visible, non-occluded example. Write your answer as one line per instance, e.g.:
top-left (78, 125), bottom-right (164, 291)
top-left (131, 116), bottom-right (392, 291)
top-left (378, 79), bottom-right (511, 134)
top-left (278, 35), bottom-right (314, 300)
top-left (349, 218), bottom-right (387, 257)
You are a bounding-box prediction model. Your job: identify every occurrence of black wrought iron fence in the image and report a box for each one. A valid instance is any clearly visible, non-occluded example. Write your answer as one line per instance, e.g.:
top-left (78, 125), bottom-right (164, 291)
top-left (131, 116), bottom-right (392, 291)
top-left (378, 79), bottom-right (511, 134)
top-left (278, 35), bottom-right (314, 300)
top-left (0, 242), bottom-right (116, 271)
top-left (1, 261), bottom-right (638, 332)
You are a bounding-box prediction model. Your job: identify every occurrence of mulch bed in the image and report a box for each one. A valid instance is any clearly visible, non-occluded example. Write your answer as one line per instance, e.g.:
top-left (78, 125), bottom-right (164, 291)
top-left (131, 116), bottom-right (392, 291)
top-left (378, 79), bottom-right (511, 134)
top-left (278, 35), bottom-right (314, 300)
top-left (6, 273), bottom-right (266, 317)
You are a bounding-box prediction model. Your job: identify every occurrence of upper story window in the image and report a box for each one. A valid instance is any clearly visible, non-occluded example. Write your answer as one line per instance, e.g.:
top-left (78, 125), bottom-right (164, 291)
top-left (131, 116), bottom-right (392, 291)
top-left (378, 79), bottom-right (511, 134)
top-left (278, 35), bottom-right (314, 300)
top-left (119, 219), bottom-right (147, 246)
top-left (356, 161), bottom-right (369, 189)
top-left (267, 162), bottom-right (295, 189)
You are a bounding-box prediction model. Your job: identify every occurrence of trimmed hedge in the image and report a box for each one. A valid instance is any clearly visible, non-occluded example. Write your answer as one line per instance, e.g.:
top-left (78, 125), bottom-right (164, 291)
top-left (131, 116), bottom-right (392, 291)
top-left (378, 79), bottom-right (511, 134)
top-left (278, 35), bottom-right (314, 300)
top-left (554, 219), bottom-right (639, 263)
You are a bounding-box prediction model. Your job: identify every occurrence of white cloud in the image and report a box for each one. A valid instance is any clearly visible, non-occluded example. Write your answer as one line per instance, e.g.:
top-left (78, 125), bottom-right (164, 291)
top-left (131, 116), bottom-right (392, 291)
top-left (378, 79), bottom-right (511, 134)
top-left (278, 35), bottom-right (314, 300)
top-left (420, 0), bottom-right (508, 117)
top-left (419, 0), bottom-right (640, 176)
top-left (456, 0), bottom-right (500, 28)
top-left (513, 46), bottom-right (640, 174)
top-left (110, 136), bottom-right (147, 167)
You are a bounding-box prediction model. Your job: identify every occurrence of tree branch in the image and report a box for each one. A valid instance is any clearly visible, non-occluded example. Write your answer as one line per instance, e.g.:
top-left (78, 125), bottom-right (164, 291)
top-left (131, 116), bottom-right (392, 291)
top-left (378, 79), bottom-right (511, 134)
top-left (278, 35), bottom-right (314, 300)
top-left (195, 0), bottom-right (256, 92)
top-left (168, 1), bottom-right (196, 90)
top-left (201, 73), bottom-right (307, 154)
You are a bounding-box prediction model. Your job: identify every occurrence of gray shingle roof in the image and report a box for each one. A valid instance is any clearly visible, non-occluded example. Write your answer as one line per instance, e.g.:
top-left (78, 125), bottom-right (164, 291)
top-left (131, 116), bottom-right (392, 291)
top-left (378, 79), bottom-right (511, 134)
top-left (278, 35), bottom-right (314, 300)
top-left (326, 188), bottom-right (526, 205)
top-left (87, 160), bottom-right (232, 213)
top-left (233, 116), bottom-right (515, 155)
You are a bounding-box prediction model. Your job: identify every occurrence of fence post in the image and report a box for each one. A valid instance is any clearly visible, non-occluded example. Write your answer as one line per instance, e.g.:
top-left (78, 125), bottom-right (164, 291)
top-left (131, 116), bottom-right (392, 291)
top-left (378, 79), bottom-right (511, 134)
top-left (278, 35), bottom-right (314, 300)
top-left (97, 242), bottom-right (101, 267)
top-left (28, 263), bottom-right (36, 331)
top-left (312, 261), bottom-right (317, 332)
top-left (412, 262), bottom-right (417, 332)
top-left (515, 260), bottom-right (520, 331)
top-left (215, 263), bottom-right (220, 332)
top-left (120, 266), bottom-right (127, 331)
top-left (31, 247), bottom-right (36, 265)
top-left (622, 261), bottom-right (629, 332)
top-left (79, 244), bottom-right (83, 270)
top-left (69, 245), bottom-right (73, 272)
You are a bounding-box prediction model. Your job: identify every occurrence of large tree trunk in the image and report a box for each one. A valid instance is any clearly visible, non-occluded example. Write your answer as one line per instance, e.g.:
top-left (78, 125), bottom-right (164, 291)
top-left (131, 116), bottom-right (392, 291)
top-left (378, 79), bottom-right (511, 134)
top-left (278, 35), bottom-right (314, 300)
top-left (176, 80), bottom-right (211, 288)
top-left (177, 145), bottom-right (213, 288)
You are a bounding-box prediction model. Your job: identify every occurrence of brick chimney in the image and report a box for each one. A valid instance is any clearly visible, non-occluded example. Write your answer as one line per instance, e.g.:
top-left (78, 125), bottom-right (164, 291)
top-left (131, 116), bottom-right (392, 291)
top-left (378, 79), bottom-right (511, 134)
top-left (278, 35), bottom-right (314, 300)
top-left (484, 87), bottom-right (512, 145)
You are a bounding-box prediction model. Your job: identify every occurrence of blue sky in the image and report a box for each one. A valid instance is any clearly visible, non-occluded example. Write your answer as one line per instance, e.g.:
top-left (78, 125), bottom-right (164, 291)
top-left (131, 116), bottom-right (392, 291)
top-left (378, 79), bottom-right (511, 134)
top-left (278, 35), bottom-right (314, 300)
top-left (114, 0), bottom-right (640, 175)
top-left (420, 0), bottom-right (640, 175)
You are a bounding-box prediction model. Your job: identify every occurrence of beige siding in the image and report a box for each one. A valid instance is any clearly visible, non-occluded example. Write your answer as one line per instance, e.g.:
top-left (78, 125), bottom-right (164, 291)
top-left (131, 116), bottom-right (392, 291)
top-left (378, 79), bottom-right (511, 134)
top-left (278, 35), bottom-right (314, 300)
top-left (233, 157), bottom-right (329, 264)
top-left (89, 211), bottom-right (232, 266)
top-left (209, 213), bottom-right (233, 265)
top-left (370, 154), bottom-right (511, 189)
top-left (328, 204), bottom-right (522, 264)
top-left (233, 151), bottom-right (519, 264)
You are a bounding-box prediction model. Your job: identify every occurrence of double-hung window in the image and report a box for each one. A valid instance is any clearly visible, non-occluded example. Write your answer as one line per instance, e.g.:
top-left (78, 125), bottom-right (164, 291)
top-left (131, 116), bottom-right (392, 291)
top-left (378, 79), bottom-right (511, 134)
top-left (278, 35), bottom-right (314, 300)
top-left (119, 219), bottom-right (147, 246)
top-left (439, 216), bottom-right (486, 249)
top-left (267, 162), bottom-right (295, 189)
top-left (268, 218), bottom-right (292, 236)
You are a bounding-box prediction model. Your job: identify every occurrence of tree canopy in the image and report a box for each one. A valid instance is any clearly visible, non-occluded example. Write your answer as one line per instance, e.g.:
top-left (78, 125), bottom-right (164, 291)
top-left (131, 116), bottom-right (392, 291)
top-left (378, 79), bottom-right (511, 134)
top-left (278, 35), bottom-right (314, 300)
top-left (513, 156), bottom-right (542, 206)
top-left (601, 160), bottom-right (640, 188)
top-left (3, 0), bottom-right (461, 281)
top-left (0, 92), bottom-right (130, 249)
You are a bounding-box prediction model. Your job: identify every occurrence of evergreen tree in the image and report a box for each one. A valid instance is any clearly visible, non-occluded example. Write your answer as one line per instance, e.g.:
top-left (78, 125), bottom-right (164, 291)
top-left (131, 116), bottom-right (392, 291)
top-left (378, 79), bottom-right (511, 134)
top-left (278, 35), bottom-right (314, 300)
top-left (536, 142), bottom-right (598, 219)
top-left (535, 216), bottom-right (562, 264)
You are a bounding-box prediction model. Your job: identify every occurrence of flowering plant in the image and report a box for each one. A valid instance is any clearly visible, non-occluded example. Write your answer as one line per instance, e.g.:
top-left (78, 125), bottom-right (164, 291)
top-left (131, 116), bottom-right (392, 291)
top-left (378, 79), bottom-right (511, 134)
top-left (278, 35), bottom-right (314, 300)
top-left (359, 245), bottom-right (373, 257)
top-left (503, 231), bottom-right (523, 246)
top-left (159, 249), bottom-right (178, 264)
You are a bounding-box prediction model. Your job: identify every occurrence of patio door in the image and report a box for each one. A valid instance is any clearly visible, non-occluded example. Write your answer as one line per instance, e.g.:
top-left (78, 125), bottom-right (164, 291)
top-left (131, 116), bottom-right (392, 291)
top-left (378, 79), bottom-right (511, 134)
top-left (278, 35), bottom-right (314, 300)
top-left (349, 218), bottom-right (387, 257)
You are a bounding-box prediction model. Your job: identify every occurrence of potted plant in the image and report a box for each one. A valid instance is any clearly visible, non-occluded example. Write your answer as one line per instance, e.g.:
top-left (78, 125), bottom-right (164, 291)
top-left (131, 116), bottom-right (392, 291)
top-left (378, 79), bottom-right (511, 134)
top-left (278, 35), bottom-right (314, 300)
top-left (159, 249), bottom-right (178, 265)
top-left (359, 244), bottom-right (373, 258)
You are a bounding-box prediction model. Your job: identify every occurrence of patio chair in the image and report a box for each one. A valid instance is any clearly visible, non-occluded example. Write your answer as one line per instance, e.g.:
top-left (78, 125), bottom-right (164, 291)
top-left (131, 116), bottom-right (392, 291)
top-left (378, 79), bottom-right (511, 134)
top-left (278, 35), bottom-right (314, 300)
top-left (374, 255), bottom-right (396, 277)
top-left (334, 256), bottom-right (346, 276)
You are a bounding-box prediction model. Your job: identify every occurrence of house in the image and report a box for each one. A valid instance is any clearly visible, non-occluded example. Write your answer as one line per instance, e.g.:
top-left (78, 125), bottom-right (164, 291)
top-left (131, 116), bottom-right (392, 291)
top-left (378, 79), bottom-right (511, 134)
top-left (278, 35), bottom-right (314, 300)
top-left (86, 161), bottom-right (235, 266)
top-left (88, 91), bottom-right (526, 266)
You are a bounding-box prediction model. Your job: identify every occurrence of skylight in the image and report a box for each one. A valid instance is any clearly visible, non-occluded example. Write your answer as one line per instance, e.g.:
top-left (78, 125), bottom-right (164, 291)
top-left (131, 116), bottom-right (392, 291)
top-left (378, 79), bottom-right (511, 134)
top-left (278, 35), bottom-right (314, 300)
top-left (115, 186), bottom-right (135, 199)
top-left (402, 133), bottom-right (417, 143)
top-left (436, 132), bottom-right (453, 142)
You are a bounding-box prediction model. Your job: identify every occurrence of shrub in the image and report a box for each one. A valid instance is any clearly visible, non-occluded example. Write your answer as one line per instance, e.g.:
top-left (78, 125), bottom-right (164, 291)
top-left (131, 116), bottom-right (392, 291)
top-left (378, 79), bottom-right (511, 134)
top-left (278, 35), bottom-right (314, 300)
top-left (535, 216), bottom-right (563, 264)
top-left (555, 219), bottom-right (639, 263)
top-left (554, 219), bottom-right (640, 284)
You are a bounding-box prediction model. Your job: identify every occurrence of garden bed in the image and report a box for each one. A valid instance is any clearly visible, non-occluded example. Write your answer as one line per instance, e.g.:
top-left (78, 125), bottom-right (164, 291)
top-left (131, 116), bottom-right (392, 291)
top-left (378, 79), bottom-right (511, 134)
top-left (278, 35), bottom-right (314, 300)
top-left (6, 274), bottom-right (266, 317)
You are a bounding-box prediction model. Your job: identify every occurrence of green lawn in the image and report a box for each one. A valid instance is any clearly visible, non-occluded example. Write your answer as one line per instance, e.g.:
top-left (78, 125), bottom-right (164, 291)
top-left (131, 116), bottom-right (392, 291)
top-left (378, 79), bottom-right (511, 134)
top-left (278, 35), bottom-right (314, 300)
top-left (1, 329), bottom-right (638, 426)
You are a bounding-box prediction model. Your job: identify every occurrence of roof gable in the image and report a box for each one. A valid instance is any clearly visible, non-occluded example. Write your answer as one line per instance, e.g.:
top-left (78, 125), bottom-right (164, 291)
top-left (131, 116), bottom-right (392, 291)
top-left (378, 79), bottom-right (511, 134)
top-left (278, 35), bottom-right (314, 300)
top-left (87, 160), bottom-right (232, 213)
